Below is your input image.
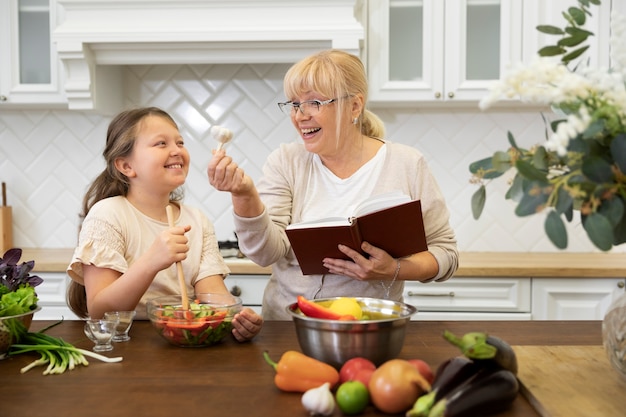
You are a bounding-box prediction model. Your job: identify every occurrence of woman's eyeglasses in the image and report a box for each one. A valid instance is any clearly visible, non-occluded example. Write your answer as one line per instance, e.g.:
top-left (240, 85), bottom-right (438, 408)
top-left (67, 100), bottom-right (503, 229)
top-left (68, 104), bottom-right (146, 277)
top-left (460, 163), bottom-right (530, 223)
top-left (277, 96), bottom-right (350, 117)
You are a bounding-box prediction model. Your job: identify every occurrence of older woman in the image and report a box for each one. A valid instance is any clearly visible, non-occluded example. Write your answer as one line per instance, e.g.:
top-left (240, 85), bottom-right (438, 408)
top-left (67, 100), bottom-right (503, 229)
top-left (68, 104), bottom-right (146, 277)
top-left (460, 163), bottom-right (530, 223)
top-left (207, 49), bottom-right (458, 320)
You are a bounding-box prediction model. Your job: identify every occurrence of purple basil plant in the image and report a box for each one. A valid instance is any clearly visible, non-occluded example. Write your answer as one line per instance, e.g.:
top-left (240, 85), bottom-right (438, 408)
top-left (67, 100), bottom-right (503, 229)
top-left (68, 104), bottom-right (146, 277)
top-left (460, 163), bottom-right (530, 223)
top-left (0, 248), bottom-right (43, 293)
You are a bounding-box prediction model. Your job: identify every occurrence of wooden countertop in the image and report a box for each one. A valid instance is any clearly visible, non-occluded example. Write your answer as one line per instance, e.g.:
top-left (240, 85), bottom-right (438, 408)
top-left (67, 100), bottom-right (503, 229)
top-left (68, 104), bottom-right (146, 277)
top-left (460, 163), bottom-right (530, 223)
top-left (20, 248), bottom-right (626, 277)
top-left (0, 320), bottom-right (604, 417)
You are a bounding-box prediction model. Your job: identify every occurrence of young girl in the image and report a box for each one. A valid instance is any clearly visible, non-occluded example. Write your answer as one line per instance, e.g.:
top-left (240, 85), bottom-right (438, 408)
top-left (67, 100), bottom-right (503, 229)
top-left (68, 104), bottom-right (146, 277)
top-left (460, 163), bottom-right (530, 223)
top-left (67, 107), bottom-right (263, 341)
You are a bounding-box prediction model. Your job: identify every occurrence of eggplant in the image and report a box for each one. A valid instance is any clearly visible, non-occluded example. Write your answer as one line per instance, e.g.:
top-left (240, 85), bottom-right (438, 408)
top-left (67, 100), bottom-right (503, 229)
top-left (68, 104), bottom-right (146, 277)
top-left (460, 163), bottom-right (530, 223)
top-left (442, 330), bottom-right (518, 375)
top-left (427, 368), bottom-right (519, 417)
top-left (406, 357), bottom-right (478, 417)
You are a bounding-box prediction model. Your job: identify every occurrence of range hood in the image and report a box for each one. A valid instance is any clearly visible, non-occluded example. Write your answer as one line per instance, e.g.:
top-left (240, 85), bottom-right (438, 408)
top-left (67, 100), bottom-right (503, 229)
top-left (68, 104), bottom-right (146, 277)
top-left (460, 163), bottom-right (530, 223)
top-left (53, 0), bottom-right (364, 112)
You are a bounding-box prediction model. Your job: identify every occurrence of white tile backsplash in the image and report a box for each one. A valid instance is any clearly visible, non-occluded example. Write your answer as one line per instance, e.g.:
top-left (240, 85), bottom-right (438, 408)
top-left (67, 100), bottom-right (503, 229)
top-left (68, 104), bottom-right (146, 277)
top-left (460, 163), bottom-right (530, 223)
top-left (0, 63), bottom-right (623, 254)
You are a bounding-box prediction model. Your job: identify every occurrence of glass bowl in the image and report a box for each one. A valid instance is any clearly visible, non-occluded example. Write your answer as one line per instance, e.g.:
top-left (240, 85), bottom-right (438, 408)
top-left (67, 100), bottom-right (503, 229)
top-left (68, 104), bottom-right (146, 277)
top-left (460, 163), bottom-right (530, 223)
top-left (147, 293), bottom-right (242, 347)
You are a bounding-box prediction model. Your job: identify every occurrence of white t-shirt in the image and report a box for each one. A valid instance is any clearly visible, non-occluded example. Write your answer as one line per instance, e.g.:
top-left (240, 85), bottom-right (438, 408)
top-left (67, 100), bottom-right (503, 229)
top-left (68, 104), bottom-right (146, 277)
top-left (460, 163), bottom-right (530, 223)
top-left (67, 196), bottom-right (229, 319)
top-left (301, 144), bottom-right (387, 222)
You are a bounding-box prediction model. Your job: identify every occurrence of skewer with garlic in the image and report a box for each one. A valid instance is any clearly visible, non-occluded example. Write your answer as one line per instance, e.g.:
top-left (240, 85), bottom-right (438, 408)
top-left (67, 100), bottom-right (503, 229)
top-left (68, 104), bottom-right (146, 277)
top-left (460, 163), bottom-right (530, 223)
top-left (210, 125), bottom-right (233, 151)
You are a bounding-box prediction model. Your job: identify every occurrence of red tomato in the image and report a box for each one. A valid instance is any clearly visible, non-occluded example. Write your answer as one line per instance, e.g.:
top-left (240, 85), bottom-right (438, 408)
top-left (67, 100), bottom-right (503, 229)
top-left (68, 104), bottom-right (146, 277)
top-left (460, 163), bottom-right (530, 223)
top-left (407, 359), bottom-right (435, 384)
top-left (352, 367), bottom-right (375, 386)
top-left (339, 357), bottom-right (377, 384)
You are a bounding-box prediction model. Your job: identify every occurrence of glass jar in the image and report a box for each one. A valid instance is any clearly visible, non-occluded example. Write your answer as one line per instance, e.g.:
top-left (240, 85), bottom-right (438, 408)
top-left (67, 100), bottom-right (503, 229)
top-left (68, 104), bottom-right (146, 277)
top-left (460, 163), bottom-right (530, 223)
top-left (602, 290), bottom-right (626, 380)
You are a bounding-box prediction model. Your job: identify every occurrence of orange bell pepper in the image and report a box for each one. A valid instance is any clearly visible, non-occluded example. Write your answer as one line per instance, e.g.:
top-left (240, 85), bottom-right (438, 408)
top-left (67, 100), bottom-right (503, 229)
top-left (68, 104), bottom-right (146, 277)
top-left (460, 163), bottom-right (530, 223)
top-left (296, 295), bottom-right (355, 320)
top-left (263, 350), bottom-right (340, 393)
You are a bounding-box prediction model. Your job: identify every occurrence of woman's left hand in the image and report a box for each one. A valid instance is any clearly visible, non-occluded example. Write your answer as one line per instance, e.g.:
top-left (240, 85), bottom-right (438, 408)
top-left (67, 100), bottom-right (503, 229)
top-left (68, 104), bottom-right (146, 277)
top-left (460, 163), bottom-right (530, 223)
top-left (231, 307), bottom-right (264, 342)
top-left (322, 241), bottom-right (396, 281)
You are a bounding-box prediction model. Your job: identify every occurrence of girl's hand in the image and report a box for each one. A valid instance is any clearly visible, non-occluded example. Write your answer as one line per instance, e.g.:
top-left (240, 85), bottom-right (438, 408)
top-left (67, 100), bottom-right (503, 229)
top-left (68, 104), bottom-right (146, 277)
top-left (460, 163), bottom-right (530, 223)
top-left (231, 307), bottom-right (264, 342)
top-left (149, 224), bottom-right (192, 271)
top-left (207, 149), bottom-right (254, 195)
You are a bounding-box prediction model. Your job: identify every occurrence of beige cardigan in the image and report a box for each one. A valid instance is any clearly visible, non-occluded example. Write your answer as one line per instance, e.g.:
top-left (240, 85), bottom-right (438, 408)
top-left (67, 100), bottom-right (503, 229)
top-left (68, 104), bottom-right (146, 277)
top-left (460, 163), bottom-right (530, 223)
top-left (234, 141), bottom-right (459, 320)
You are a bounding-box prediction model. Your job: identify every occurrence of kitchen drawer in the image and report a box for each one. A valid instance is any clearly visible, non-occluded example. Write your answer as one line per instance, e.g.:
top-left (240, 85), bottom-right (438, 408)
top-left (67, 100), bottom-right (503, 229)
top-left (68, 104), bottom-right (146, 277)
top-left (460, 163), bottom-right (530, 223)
top-left (403, 277), bottom-right (531, 313)
top-left (33, 272), bottom-right (80, 320)
top-left (226, 274), bottom-right (269, 307)
top-left (532, 278), bottom-right (625, 320)
top-left (414, 311), bottom-right (532, 321)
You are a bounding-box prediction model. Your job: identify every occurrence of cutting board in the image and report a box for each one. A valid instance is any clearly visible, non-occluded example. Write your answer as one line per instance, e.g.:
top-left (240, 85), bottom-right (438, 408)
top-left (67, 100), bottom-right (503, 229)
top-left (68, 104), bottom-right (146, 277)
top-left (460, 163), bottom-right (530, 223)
top-left (0, 205), bottom-right (12, 253)
top-left (514, 345), bottom-right (626, 417)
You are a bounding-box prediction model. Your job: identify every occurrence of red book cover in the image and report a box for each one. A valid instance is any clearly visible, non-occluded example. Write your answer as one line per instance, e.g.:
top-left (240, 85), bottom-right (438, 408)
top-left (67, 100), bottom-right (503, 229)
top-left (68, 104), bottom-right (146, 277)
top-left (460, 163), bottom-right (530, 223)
top-left (286, 196), bottom-right (427, 275)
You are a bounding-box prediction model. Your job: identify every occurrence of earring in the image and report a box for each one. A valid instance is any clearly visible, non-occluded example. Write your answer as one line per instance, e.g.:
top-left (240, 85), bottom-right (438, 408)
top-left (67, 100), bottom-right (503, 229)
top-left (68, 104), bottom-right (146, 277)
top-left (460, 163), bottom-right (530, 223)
top-left (352, 117), bottom-right (359, 125)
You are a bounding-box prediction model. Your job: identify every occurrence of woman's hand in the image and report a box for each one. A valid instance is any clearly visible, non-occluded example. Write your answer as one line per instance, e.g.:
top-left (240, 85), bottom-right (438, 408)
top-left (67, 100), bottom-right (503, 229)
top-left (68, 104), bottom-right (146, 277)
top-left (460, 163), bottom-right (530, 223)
top-left (207, 149), bottom-right (253, 195)
top-left (231, 307), bottom-right (264, 342)
top-left (322, 241), bottom-right (397, 281)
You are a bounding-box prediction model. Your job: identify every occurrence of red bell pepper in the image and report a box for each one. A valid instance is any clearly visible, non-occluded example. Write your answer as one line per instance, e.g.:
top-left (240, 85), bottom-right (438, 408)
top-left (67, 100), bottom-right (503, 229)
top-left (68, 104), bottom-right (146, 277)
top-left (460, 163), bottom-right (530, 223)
top-left (296, 295), bottom-right (356, 320)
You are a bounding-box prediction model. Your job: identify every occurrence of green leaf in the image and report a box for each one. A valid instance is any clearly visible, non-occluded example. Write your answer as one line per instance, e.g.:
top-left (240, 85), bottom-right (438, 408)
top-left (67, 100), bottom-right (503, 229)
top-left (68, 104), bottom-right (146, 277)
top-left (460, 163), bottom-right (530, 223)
top-left (536, 25), bottom-right (564, 35)
top-left (568, 7), bottom-right (586, 25)
top-left (583, 213), bottom-right (614, 251)
top-left (471, 186), bottom-right (486, 220)
top-left (582, 156), bottom-right (614, 183)
top-left (505, 174), bottom-right (524, 202)
top-left (515, 159), bottom-right (548, 182)
top-left (565, 27), bottom-right (594, 37)
top-left (469, 157), bottom-right (506, 179)
top-left (532, 146), bottom-right (548, 170)
top-left (613, 212), bottom-right (626, 245)
top-left (610, 133), bottom-right (626, 173)
top-left (492, 151), bottom-right (512, 172)
top-left (561, 45), bottom-right (590, 63)
top-left (583, 119), bottom-right (605, 139)
top-left (545, 211), bottom-right (568, 249)
top-left (507, 131), bottom-right (519, 149)
top-left (558, 34), bottom-right (589, 47)
top-left (538, 45), bottom-right (567, 57)
top-left (599, 197), bottom-right (625, 227)
top-left (515, 185), bottom-right (549, 216)
top-left (555, 187), bottom-right (574, 214)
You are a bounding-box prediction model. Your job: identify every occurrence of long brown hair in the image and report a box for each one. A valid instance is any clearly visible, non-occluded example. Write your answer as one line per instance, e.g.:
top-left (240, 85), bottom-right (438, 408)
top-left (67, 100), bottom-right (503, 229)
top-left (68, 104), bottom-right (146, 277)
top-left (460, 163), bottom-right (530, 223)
top-left (67, 107), bottom-right (183, 318)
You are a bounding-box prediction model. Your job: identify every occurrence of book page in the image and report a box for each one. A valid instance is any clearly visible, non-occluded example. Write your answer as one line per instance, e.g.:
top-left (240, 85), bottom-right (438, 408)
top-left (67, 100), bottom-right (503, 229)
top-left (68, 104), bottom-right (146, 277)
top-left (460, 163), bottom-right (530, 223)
top-left (286, 217), bottom-right (349, 230)
top-left (353, 190), bottom-right (411, 217)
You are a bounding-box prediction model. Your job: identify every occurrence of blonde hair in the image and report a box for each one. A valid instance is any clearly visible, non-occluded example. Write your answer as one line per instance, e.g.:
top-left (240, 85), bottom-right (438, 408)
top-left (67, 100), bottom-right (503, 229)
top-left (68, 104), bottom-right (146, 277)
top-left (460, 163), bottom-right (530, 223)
top-left (283, 49), bottom-right (385, 139)
top-left (67, 107), bottom-right (183, 318)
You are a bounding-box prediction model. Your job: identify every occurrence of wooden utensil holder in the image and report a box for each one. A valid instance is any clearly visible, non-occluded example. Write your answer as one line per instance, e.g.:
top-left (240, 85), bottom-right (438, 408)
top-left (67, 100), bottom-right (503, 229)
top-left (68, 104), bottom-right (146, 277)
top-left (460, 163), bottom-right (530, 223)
top-left (0, 206), bottom-right (13, 253)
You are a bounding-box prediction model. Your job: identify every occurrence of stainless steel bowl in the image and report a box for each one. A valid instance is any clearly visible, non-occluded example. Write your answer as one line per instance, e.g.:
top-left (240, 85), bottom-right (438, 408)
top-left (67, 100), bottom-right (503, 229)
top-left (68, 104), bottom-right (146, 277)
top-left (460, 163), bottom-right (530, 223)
top-left (287, 297), bottom-right (417, 368)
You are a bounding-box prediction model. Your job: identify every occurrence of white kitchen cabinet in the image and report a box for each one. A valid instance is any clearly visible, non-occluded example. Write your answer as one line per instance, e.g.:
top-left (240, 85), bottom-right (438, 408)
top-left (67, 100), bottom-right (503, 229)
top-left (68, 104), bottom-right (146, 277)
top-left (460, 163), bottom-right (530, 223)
top-left (0, 0), bottom-right (66, 107)
top-left (404, 277), bottom-right (532, 320)
top-left (522, 0), bottom-right (612, 68)
top-left (32, 272), bottom-right (80, 320)
top-left (532, 278), bottom-right (625, 320)
top-left (226, 274), bottom-right (269, 315)
top-left (362, 0), bottom-right (522, 104)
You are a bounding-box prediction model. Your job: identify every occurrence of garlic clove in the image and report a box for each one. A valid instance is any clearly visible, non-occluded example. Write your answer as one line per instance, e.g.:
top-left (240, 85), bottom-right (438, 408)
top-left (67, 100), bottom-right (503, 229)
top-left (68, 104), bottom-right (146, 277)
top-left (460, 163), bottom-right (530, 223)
top-left (210, 125), bottom-right (233, 150)
top-left (301, 382), bottom-right (336, 416)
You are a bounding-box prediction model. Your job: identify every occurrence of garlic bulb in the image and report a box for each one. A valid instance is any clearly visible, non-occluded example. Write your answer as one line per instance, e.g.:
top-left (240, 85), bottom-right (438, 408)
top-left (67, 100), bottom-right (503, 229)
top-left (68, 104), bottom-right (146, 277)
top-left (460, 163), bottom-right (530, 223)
top-left (210, 125), bottom-right (233, 151)
top-left (301, 382), bottom-right (335, 416)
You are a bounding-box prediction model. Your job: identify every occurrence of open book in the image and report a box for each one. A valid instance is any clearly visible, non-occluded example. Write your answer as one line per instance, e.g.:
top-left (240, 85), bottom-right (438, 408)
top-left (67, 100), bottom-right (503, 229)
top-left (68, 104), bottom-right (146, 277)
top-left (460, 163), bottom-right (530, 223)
top-left (286, 191), bottom-right (428, 275)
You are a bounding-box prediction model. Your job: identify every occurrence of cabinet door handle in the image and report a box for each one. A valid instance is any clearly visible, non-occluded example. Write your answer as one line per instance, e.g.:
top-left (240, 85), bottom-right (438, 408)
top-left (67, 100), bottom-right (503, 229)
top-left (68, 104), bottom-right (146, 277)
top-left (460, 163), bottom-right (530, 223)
top-left (0, 95), bottom-right (7, 102)
top-left (230, 285), bottom-right (242, 297)
top-left (618, 281), bottom-right (625, 289)
top-left (407, 291), bottom-right (455, 297)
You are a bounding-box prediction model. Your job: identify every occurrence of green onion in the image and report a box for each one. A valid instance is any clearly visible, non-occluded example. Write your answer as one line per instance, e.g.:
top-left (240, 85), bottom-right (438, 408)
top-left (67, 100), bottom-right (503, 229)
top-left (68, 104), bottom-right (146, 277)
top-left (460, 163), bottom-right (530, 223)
top-left (9, 320), bottom-right (122, 375)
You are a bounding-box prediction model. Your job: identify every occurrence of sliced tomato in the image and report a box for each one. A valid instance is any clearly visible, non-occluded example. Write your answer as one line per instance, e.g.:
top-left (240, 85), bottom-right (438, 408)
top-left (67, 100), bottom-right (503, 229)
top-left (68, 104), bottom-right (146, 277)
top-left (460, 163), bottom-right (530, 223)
top-left (166, 319), bottom-right (208, 330)
top-left (206, 311), bottom-right (227, 329)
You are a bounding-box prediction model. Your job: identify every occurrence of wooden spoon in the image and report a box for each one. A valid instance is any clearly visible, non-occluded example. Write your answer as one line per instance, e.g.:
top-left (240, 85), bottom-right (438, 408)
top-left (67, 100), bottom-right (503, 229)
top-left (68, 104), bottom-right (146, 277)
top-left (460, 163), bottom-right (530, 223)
top-left (165, 204), bottom-right (190, 311)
